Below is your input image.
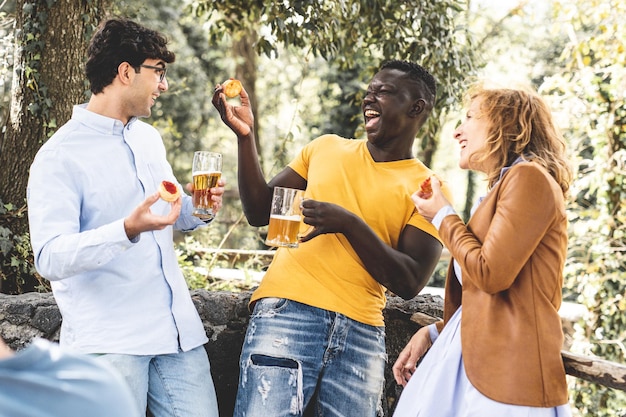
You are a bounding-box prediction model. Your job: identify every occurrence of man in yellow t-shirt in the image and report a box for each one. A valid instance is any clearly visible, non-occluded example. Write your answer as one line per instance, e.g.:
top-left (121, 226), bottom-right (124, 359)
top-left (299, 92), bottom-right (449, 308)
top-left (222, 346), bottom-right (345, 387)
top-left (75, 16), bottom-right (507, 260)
top-left (212, 60), bottom-right (449, 417)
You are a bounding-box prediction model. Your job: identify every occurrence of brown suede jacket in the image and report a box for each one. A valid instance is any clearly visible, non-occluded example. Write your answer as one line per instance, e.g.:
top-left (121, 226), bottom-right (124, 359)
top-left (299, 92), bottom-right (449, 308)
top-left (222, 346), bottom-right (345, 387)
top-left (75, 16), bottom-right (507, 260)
top-left (435, 161), bottom-right (569, 407)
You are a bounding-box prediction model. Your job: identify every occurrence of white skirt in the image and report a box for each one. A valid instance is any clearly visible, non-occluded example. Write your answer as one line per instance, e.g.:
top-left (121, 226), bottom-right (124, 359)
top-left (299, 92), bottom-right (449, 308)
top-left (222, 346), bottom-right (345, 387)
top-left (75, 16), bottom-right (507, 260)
top-left (393, 306), bottom-right (572, 417)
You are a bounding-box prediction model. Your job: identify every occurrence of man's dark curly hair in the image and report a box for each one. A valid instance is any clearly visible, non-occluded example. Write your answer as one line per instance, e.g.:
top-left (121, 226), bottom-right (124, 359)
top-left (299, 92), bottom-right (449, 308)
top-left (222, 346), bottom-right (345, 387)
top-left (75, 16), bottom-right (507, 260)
top-left (86, 18), bottom-right (175, 94)
top-left (380, 60), bottom-right (437, 110)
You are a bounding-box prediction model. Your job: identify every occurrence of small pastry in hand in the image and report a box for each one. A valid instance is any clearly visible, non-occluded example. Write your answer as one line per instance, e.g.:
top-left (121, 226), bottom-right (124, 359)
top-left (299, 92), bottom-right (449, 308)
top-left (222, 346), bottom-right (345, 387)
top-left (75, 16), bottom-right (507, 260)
top-left (419, 177), bottom-right (433, 198)
top-left (159, 180), bottom-right (180, 202)
top-left (222, 78), bottom-right (242, 98)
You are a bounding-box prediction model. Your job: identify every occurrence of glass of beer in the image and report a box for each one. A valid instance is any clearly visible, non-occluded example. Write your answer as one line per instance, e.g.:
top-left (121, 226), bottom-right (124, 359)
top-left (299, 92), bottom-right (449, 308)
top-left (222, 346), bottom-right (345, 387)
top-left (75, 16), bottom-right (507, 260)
top-left (192, 151), bottom-right (222, 220)
top-left (265, 187), bottom-right (305, 248)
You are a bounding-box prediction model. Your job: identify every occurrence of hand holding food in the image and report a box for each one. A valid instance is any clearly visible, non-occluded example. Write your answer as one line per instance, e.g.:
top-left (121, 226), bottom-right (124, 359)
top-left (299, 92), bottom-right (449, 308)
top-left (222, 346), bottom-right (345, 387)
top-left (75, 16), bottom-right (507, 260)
top-left (211, 77), bottom-right (253, 138)
top-left (158, 180), bottom-right (181, 202)
top-left (222, 78), bottom-right (242, 98)
top-left (411, 176), bottom-right (451, 222)
top-left (418, 177), bottom-right (433, 198)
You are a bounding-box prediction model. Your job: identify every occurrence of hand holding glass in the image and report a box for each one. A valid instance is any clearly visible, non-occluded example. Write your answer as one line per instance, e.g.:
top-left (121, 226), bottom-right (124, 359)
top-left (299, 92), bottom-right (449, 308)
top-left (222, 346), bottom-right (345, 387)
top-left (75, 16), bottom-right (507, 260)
top-left (192, 151), bottom-right (222, 220)
top-left (265, 187), bottom-right (305, 248)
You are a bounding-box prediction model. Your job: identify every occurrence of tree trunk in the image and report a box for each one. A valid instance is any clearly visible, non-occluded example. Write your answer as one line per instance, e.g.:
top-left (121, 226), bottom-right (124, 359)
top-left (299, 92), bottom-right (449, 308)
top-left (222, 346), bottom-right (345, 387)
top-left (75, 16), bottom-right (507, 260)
top-left (0, 0), bottom-right (111, 294)
top-left (233, 30), bottom-right (261, 165)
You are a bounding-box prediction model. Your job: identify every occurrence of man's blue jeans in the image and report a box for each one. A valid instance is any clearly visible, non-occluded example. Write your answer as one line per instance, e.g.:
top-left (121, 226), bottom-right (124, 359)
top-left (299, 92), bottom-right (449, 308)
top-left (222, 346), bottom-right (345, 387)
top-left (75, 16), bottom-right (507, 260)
top-left (94, 345), bottom-right (218, 417)
top-left (234, 298), bottom-right (387, 417)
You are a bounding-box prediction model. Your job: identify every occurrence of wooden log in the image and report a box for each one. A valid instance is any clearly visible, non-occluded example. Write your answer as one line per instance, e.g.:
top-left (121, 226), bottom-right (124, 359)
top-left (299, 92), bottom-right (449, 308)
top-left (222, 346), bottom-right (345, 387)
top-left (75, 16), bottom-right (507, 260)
top-left (410, 311), bottom-right (440, 326)
top-left (562, 350), bottom-right (626, 391)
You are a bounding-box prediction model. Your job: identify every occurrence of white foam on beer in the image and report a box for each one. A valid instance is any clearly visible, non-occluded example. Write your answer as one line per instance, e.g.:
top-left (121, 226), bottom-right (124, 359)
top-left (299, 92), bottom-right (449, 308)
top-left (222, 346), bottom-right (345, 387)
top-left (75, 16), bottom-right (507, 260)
top-left (270, 214), bottom-right (301, 221)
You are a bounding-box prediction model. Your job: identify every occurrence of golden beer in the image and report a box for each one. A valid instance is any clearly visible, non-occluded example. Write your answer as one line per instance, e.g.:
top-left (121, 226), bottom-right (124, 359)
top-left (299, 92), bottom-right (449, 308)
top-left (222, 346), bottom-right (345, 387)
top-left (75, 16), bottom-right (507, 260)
top-left (265, 214), bottom-right (302, 248)
top-left (192, 170), bottom-right (221, 218)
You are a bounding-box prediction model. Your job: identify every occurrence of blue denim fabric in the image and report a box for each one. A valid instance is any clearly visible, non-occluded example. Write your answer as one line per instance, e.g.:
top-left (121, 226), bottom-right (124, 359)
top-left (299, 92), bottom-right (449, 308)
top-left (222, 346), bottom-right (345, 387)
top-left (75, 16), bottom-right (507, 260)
top-left (234, 298), bottom-right (387, 417)
top-left (94, 345), bottom-right (218, 417)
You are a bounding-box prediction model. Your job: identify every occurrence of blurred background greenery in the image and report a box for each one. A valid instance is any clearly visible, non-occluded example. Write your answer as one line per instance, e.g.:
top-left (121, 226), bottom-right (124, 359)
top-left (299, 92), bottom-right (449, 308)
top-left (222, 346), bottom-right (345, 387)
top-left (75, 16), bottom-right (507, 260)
top-left (1, 0), bottom-right (625, 414)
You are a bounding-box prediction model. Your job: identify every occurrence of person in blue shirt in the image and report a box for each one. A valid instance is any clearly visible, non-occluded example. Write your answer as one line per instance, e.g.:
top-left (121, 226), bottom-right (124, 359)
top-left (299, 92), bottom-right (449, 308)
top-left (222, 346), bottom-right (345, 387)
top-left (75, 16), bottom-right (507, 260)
top-left (0, 336), bottom-right (140, 417)
top-left (26, 18), bottom-right (222, 417)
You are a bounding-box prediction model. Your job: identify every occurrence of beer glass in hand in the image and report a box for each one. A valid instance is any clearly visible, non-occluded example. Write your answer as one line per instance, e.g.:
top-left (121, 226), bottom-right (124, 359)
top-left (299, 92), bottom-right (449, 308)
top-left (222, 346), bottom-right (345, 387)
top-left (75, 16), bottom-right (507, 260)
top-left (192, 151), bottom-right (222, 220)
top-left (265, 187), bottom-right (305, 248)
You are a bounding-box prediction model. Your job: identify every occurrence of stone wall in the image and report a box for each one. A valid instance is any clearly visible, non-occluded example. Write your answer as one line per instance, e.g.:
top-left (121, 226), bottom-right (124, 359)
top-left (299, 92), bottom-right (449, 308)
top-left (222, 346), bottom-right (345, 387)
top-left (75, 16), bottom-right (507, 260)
top-left (0, 290), bottom-right (444, 417)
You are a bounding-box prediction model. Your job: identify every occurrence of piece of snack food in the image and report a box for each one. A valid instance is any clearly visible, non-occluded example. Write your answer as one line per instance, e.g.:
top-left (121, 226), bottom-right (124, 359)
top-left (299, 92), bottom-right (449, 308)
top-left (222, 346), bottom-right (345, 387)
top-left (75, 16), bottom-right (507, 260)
top-left (222, 78), bottom-right (242, 98)
top-left (419, 177), bottom-right (433, 197)
top-left (159, 180), bottom-right (180, 202)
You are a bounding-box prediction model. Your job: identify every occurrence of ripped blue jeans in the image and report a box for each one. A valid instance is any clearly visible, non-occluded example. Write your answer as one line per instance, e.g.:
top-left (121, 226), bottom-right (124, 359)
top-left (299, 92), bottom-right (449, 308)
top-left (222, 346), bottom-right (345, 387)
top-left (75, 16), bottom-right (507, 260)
top-left (234, 298), bottom-right (386, 417)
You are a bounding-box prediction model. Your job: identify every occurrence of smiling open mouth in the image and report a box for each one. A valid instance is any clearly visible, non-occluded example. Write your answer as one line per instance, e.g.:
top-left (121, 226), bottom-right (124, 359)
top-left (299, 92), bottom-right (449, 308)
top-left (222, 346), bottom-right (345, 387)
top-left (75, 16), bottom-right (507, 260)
top-left (364, 109), bottom-right (380, 128)
top-left (364, 109), bottom-right (380, 119)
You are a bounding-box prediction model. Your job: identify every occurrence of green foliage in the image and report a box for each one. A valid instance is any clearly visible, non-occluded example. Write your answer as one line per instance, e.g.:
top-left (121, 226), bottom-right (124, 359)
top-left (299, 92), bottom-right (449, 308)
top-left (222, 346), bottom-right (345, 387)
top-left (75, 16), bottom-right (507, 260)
top-left (0, 199), bottom-right (47, 294)
top-left (543, 0), bottom-right (626, 414)
top-left (0, 2), bottom-right (15, 128)
top-left (189, 0), bottom-right (476, 162)
top-left (116, 0), bottom-right (226, 176)
top-left (19, 0), bottom-right (57, 138)
top-left (160, 0), bottom-right (479, 252)
top-left (176, 235), bottom-right (267, 292)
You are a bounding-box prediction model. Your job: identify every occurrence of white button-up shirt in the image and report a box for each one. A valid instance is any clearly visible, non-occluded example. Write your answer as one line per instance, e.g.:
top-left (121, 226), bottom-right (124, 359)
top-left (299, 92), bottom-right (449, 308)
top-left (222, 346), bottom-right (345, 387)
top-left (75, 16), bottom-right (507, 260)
top-left (27, 105), bottom-right (209, 355)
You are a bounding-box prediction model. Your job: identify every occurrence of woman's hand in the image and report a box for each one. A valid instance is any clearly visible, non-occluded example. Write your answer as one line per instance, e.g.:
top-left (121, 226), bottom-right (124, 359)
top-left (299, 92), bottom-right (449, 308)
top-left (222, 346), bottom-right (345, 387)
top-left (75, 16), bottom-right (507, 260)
top-left (411, 176), bottom-right (451, 222)
top-left (392, 326), bottom-right (433, 386)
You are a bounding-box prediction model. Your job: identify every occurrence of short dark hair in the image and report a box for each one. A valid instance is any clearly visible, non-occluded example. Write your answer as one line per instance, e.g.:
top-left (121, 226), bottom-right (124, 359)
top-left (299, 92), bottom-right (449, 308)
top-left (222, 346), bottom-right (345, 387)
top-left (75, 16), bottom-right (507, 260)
top-left (86, 18), bottom-right (175, 94)
top-left (380, 60), bottom-right (436, 107)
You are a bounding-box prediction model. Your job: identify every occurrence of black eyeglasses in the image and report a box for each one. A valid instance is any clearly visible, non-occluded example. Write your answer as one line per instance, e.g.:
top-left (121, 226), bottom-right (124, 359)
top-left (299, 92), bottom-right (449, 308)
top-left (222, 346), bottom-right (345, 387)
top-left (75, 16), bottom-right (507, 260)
top-left (138, 64), bottom-right (167, 82)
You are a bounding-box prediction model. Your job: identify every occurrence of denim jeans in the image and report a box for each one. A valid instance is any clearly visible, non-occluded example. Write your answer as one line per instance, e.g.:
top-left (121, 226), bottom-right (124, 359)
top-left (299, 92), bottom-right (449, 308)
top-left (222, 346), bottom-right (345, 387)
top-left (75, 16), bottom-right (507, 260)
top-left (234, 298), bottom-right (387, 417)
top-left (94, 345), bottom-right (218, 417)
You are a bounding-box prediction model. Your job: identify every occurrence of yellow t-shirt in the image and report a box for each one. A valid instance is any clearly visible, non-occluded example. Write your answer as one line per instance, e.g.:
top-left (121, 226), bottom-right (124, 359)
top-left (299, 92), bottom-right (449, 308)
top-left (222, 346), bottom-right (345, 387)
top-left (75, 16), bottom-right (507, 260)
top-left (251, 134), bottom-right (445, 326)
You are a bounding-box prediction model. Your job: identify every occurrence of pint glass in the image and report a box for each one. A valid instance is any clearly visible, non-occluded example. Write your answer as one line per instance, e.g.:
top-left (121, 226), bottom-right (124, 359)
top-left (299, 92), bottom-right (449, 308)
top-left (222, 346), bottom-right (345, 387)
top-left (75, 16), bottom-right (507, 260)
top-left (265, 187), bottom-right (305, 248)
top-left (192, 151), bottom-right (222, 220)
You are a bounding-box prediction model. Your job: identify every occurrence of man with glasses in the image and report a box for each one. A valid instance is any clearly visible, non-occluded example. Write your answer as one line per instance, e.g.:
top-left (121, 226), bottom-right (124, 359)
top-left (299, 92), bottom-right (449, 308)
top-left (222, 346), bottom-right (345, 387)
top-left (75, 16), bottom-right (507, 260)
top-left (27, 18), bottom-right (221, 417)
top-left (140, 64), bottom-right (167, 83)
